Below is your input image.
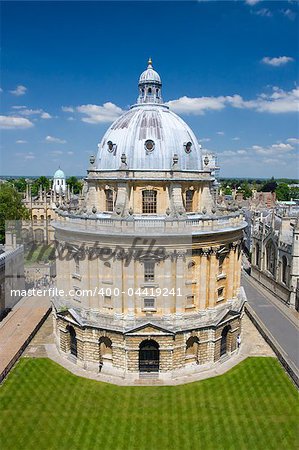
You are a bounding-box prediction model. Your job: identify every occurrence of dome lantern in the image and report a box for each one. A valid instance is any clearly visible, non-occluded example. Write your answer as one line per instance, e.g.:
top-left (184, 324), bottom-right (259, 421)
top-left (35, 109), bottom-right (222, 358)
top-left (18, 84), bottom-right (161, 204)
top-left (137, 58), bottom-right (162, 104)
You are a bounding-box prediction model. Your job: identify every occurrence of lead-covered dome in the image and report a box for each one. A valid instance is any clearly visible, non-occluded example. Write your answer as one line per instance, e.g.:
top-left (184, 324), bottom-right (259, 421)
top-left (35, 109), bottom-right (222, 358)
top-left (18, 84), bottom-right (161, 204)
top-left (95, 60), bottom-right (203, 171)
top-left (139, 58), bottom-right (161, 84)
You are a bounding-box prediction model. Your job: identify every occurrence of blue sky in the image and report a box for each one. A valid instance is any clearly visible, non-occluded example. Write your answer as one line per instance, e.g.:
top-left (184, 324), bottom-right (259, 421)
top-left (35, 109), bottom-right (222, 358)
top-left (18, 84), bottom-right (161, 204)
top-left (0, 0), bottom-right (298, 178)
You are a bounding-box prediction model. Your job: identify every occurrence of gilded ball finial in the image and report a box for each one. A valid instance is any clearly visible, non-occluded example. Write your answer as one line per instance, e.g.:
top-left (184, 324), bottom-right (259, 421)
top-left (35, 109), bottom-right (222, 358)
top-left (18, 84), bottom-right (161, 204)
top-left (148, 57), bottom-right (152, 67)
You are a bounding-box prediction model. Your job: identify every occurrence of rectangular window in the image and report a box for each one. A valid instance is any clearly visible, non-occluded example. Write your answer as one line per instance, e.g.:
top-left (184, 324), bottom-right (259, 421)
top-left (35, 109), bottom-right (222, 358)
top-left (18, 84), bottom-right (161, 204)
top-left (142, 190), bottom-right (157, 214)
top-left (144, 260), bottom-right (155, 282)
top-left (186, 295), bottom-right (195, 306)
top-left (74, 257), bottom-right (80, 275)
top-left (185, 190), bottom-right (194, 212)
top-left (218, 255), bottom-right (225, 275)
top-left (105, 189), bottom-right (114, 212)
top-left (144, 298), bottom-right (155, 309)
top-left (104, 295), bottom-right (112, 306)
top-left (218, 287), bottom-right (224, 299)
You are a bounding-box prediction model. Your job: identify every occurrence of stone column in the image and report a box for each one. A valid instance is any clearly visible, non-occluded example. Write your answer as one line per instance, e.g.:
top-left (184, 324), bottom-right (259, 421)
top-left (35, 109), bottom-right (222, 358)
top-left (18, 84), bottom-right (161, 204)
top-left (199, 254), bottom-right (208, 310)
top-left (175, 253), bottom-right (185, 313)
top-left (208, 253), bottom-right (218, 307)
top-left (226, 249), bottom-right (235, 300)
top-left (164, 256), bottom-right (173, 314)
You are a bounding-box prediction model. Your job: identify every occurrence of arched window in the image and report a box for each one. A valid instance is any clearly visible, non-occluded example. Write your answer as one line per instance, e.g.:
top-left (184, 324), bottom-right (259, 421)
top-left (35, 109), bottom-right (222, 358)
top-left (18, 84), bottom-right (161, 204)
top-left (148, 87), bottom-right (152, 95)
top-left (57, 180), bottom-right (60, 185)
top-left (67, 325), bottom-right (77, 357)
top-left (47, 215), bottom-right (51, 221)
top-left (103, 261), bottom-right (112, 281)
top-left (255, 243), bottom-right (260, 267)
top-left (105, 189), bottom-right (114, 212)
top-left (33, 215), bottom-right (37, 224)
top-left (220, 325), bottom-right (231, 357)
top-left (186, 336), bottom-right (199, 359)
top-left (156, 88), bottom-right (159, 97)
top-left (185, 190), bottom-right (194, 212)
top-left (266, 240), bottom-right (276, 276)
top-left (99, 337), bottom-right (112, 361)
top-left (187, 261), bottom-right (195, 281)
top-left (142, 190), bottom-right (157, 214)
top-left (282, 256), bottom-right (288, 285)
top-left (40, 215), bottom-right (44, 223)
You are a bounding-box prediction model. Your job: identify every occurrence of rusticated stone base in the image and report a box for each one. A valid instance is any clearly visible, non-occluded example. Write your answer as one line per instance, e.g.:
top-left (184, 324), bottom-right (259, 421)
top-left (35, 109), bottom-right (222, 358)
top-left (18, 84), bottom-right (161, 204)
top-left (54, 309), bottom-right (243, 377)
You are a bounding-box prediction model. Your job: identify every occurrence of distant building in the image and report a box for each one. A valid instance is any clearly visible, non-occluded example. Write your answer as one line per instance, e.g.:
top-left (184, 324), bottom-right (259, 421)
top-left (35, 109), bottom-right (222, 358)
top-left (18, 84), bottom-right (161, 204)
top-left (22, 168), bottom-right (81, 243)
top-left (251, 206), bottom-right (299, 310)
top-left (52, 168), bottom-right (66, 195)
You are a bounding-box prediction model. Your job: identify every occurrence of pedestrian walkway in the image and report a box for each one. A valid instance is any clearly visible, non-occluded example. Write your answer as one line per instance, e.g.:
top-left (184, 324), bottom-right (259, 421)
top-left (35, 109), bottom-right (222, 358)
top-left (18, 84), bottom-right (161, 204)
top-left (0, 294), bottom-right (51, 381)
top-left (242, 272), bottom-right (299, 376)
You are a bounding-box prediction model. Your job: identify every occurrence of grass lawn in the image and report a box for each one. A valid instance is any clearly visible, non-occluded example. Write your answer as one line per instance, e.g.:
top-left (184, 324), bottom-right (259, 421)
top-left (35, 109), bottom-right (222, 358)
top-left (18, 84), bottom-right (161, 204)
top-left (0, 357), bottom-right (298, 450)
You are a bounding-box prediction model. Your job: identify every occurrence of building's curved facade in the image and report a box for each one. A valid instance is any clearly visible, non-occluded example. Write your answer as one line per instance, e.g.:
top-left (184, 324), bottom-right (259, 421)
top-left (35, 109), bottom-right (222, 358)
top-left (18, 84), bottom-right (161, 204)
top-left (52, 60), bottom-right (247, 379)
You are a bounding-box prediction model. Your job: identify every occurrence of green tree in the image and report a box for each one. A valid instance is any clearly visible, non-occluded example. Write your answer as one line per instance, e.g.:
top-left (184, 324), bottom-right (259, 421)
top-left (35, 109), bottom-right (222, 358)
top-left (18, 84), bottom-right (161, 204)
top-left (275, 183), bottom-right (290, 201)
top-left (0, 184), bottom-right (30, 243)
top-left (261, 177), bottom-right (277, 193)
top-left (224, 186), bottom-right (232, 195)
top-left (31, 176), bottom-right (51, 197)
top-left (10, 178), bottom-right (27, 193)
top-left (240, 181), bottom-right (252, 199)
top-left (67, 176), bottom-right (83, 195)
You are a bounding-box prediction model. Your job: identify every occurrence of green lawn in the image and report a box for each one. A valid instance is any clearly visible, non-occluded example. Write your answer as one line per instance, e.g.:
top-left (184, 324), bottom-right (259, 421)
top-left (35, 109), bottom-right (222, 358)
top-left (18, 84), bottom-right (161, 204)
top-left (0, 357), bottom-right (298, 450)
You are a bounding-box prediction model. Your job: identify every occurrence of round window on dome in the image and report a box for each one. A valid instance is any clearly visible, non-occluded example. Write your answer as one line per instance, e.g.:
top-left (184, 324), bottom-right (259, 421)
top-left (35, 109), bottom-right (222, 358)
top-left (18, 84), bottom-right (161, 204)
top-left (185, 141), bottom-right (192, 154)
top-left (145, 139), bottom-right (155, 152)
top-left (107, 141), bottom-right (114, 152)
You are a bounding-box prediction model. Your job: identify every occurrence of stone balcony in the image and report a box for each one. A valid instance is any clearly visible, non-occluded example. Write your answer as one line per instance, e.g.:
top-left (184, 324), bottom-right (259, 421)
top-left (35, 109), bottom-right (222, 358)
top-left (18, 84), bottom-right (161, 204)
top-left (53, 211), bottom-right (246, 237)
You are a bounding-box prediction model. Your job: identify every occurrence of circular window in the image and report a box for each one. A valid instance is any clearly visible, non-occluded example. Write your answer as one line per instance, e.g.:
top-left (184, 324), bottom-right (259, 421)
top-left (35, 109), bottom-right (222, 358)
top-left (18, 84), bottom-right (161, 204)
top-left (107, 141), bottom-right (114, 152)
top-left (145, 139), bottom-right (155, 152)
top-left (185, 142), bottom-right (192, 154)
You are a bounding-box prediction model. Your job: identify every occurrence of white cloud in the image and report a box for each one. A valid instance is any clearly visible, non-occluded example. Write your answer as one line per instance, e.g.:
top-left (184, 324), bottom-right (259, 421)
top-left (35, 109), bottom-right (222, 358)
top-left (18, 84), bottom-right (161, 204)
top-left (281, 8), bottom-right (296, 20)
top-left (217, 131), bottom-right (225, 135)
top-left (252, 142), bottom-right (294, 155)
top-left (167, 87), bottom-right (299, 115)
top-left (77, 102), bottom-right (124, 124)
top-left (0, 115), bottom-right (34, 129)
top-left (67, 151), bottom-right (74, 155)
top-left (254, 8), bottom-right (272, 17)
top-left (262, 56), bottom-right (294, 66)
top-left (245, 0), bottom-right (261, 5)
top-left (45, 135), bottom-right (66, 144)
top-left (51, 150), bottom-right (63, 155)
top-left (166, 96), bottom-right (227, 115)
top-left (67, 117), bottom-right (75, 121)
top-left (232, 137), bottom-right (240, 141)
top-left (62, 106), bottom-right (74, 113)
top-left (15, 151), bottom-right (35, 160)
top-left (287, 137), bottom-right (299, 144)
top-left (11, 107), bottom-right (53, 120)
top-left (16, 139), bottom-right (27, 144)
top-left (9, 85), bottom-right (27, 96)
top-left (40, 112), bottom-right (52, 119)
top-left (199, 138), bottom-right (211, 143)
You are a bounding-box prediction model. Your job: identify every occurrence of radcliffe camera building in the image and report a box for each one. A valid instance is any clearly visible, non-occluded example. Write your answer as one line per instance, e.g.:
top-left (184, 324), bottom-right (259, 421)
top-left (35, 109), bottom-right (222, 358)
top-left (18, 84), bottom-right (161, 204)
top-left (52, 60), bottom-right (247, 378)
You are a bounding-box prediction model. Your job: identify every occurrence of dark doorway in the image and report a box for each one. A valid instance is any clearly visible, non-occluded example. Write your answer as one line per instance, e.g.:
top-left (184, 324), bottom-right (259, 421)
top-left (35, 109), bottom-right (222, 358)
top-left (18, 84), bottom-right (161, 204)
top-left (220, 325), bottom-right (231, 357)
top-left (67, 326), bottom-right (77, 357)
top-left (139, 340), bottom-right (159, 372)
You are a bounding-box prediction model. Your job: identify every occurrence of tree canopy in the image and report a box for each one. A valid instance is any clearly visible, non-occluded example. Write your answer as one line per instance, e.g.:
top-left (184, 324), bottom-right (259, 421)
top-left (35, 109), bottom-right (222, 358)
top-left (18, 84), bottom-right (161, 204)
top-left (0, 183), bottom-right (30, 243)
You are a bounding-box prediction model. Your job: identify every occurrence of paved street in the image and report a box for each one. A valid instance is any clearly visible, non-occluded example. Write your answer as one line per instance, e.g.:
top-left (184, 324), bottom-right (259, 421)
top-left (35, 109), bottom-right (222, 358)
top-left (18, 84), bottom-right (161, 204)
top-left (242, 272), bottom-right (299, 375)
top-left (0, 295), bottom-right (51, 377)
